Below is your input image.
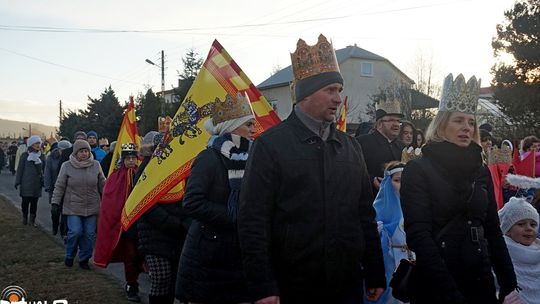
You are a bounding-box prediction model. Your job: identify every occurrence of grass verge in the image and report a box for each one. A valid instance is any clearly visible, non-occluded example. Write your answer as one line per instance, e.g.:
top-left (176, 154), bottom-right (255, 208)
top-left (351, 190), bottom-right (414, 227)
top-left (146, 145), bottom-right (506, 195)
top-left (0, 196), bottom-right (129, 304)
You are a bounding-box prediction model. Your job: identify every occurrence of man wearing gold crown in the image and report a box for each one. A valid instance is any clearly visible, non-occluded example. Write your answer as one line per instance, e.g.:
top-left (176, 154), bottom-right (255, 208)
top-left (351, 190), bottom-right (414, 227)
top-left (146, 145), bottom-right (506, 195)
top-left (238, 34), bottom-right (385, 304)
top-left (357, 99), bottom-right (405, 191)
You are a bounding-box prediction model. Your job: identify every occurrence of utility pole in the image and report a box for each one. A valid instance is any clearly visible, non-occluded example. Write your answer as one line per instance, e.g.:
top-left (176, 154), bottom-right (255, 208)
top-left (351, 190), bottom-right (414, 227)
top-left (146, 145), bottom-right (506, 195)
top-left (59, 100), bottom-right (64, 123)
top-left (145, 51), bottom-right (166, 116)
top-left (161, 50), bottom-right (165, 116)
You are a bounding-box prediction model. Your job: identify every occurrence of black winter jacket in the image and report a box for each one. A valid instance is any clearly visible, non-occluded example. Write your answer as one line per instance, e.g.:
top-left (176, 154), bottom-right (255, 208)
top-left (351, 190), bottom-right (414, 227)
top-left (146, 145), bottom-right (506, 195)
top-left (137, 202), bottom-right (187, 260)
top-left (15, 152), bottom-right (45, 198)
top-left (176, 148), bottom-right (250, 303)
top-left (238, 112), bottom-right (386, 302)
top-left (356, 130), bottom-right (404, 181)
top-left (401, 141), bottom-right (517, 304)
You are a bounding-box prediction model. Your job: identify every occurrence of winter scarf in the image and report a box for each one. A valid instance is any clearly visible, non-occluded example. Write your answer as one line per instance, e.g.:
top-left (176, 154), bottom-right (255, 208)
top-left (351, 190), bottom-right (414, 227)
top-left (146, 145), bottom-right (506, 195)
top-left (69, 153), bottom-right (95, 169)
top-left (422, 140), bottom-right (483, 193)
top-left (504, 235), bottom-right (540, 304)
top-left (208, 133), bottom-right (251, 222)
top-left (27, 149), bottom-right (43, 165)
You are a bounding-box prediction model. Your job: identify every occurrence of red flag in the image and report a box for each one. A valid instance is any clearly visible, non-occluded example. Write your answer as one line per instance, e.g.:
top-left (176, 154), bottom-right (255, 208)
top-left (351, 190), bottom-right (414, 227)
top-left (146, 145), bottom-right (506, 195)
top-left (337, 96), bottom-right (347, 132)
top-left (109, 97), bottom-right (141, 174)
top-left (513, 149), bottom-right (536, 177)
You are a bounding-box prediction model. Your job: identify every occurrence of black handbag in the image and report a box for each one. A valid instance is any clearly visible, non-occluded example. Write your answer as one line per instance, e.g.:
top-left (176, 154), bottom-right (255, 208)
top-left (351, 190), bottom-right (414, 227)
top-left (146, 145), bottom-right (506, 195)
top-left (389, 258), bottom-right (415, 302)
top-left (389, 207), bottom-right (469, 302)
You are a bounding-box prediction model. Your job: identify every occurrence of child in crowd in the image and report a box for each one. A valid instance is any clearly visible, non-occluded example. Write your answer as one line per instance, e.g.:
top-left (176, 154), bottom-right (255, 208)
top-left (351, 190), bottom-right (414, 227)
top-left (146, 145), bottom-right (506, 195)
top-left (499, 196), bottom-right (540, 304)
top-left (367, 161), bottom-right (410, 304)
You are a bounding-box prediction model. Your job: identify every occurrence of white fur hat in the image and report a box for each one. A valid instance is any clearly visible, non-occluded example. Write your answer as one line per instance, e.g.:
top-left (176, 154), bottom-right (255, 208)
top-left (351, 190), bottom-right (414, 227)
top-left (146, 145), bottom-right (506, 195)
top-left (498, 197), bottom-right (539, 233)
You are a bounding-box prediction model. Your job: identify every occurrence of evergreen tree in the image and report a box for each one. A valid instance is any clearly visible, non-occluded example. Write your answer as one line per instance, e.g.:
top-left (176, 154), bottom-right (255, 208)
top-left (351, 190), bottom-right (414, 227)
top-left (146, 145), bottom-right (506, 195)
top-left (58, 86), bottom-right (124, 141)
top-left (178, 48), bottom-right (203, 81)
top-left (136, 89), bottom-right (161, 134)
top-left (82, 86), bottom-right (124, 140)
top-left (492, 0), bottom-right (540, 137)
top-left (159, 48), bottom-right (203, 116)
top-left (58, 110), bottom-right (88, 140)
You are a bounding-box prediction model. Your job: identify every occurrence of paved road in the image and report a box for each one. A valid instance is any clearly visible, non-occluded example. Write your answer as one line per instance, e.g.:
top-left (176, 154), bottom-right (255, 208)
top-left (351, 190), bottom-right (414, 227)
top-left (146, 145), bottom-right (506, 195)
top-left (0, 168), bottom-right (154, 303)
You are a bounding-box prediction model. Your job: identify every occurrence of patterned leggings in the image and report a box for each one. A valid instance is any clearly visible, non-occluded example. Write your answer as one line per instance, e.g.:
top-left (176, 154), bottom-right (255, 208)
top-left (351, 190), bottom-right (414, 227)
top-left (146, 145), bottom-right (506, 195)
top-left (145, 255), bottom-right (178, 296)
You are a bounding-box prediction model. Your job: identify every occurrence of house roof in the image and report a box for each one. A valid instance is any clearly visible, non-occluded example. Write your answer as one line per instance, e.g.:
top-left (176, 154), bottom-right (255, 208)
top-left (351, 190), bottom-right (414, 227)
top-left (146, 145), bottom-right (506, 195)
top-left (258, 44), bottom-right (413, 90)
top-left (410, 89), bottom-right (439, 109)
top-left (479, 86), bottom-right (493, 95)
top-left (477, 98), bottom-right (511, 123)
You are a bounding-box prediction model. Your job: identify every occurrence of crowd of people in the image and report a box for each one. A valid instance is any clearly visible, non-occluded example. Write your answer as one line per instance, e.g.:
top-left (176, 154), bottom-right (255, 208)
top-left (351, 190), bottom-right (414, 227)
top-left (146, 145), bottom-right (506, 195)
top-left (1, 33), bottom-right (540, 304)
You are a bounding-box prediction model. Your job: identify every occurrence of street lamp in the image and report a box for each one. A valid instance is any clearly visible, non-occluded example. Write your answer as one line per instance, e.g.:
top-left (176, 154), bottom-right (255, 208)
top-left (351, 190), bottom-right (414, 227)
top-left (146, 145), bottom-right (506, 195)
top-left (21, 124), bottom-right (31, 137)
top-left (145, 50), bottom-right (165, 116)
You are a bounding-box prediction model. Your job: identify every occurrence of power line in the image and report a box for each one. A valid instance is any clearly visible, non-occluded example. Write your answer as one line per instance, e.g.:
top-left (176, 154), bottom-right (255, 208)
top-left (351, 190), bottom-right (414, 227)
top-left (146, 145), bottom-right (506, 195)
top-left (0, 1), bottom-right (463, 34)
top-left (0, 47), bottom-right (146, 85)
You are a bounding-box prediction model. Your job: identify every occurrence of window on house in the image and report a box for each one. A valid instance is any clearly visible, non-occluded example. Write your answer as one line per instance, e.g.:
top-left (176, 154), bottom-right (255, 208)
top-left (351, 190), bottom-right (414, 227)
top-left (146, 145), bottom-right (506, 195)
top-left (267, 99), bottom-right (278, 111)
top-left (361, 62), bottom-right (373, 77)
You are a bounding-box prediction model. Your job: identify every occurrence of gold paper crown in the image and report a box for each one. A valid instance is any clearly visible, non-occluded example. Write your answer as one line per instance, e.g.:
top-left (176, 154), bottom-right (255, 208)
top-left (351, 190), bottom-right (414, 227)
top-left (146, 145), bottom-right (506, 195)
top-left (376, 100), bottom-right (402, 115)
top-left (401, 146), bottom-right (422, 163)
top-left (487, 141), bottom-right (513, 164)
top-left (212, 92), bottom-right (254, 125)
top-left (439, 73), bottom-right (480, 114)
top-left (290, 34), bottom-right (340, 82)
top-left (121, 143), bottom-right (137, 152)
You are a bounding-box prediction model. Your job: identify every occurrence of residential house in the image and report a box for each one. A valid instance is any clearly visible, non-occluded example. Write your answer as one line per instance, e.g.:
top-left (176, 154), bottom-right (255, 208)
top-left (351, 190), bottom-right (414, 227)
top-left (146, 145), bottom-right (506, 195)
top-left (257, 44), bottom-right (435, 132)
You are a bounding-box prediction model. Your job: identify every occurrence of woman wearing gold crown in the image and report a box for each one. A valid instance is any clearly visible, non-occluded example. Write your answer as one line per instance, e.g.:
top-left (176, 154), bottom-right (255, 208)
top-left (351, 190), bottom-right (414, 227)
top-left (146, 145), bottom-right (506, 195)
top-left (175, 92), bottom-right (256, 303)
top-left (400, 74), bottom-right (519, 303)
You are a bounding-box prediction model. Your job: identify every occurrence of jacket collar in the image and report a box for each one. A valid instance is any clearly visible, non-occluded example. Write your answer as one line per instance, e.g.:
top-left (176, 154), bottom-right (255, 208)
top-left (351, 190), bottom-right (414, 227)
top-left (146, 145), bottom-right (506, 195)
top-left (286, 110), bottom-right (342, 146)
top-left (373, 129), bottom-right (398, 145)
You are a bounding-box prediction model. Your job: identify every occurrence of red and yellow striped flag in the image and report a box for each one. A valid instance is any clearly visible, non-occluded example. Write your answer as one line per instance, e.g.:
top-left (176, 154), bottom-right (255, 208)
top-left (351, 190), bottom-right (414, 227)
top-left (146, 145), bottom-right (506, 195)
top-left (109, 96), bottom-right (141, 174)
top-left (337, 96), bottom-right (348, 132)
top-left (121, 40), bottom-right (280, 229)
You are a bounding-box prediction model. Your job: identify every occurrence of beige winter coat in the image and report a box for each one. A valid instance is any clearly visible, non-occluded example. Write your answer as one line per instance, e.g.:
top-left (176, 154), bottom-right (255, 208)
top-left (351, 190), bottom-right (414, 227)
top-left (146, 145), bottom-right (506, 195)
top-left (52, 155), bottom-right (106, 216)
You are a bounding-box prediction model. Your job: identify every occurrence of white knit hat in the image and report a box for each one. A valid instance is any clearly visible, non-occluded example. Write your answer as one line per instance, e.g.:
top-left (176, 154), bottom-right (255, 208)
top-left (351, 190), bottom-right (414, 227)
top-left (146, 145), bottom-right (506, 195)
top-left (498, 197), bottom-right (539, 233)
top-left (27, 135), bottom-right (42, 147)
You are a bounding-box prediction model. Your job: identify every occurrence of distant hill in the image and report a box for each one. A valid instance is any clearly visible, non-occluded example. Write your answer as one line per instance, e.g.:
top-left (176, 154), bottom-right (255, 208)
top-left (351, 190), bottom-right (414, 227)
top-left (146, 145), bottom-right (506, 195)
top-left (0, 118), bottom-right (57, 139)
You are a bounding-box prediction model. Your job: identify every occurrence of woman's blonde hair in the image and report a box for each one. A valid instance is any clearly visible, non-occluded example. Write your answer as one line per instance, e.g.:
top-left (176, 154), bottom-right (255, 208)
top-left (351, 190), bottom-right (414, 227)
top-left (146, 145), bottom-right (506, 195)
top-left (425, 111), bottom-right (480, 144)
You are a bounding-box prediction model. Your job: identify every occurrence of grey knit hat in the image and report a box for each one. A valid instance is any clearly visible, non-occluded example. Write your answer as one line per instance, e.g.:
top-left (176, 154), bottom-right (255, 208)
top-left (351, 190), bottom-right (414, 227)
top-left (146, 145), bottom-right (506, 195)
top-left (110, 141), bottom-right (117, 152)
top-left (72, 139), bottom-right (91, 155)
top-left (73, 131), bottom-right (87, 141)
top-left (142, 131), bottom-right (160, 146)
top-left (498, 197), bottom-right (539, 233)
top-left (57, 140), bottom-right (72, 150)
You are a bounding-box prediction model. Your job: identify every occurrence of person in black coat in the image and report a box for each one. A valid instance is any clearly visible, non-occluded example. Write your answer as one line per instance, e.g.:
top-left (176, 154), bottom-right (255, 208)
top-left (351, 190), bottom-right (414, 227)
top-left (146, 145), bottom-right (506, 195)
top-left (238, 34), bottom-right (386, 304)
top-left (176, 93), bottom-right (256, 304)
top-left (15, 135), bottom-right (46, 226)
top-left (100, 141), bottom-right (116, 177)
top-left (7, 141), bottom-right (18, 175)
top-left (400, 74), bottom-right (518, 304)
top-left (135, 131), bottom-right (188, 304)
top-left (356, 103), bottom-right (405, 192)
top-left (0, 145), bottom-right (5, 172)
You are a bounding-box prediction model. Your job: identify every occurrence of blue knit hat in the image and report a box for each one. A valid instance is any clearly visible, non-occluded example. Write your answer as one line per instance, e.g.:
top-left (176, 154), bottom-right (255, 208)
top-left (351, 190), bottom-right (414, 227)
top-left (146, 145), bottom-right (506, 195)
top-left (87, 130), bottom-right (98, 138)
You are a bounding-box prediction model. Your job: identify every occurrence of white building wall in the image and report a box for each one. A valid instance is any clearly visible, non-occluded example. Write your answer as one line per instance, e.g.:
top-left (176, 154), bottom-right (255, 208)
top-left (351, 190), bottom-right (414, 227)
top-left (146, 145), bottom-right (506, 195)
top-left (340, 58), bottom-right (413, 123)
top-left (259, 59), bottom-right (413, 123)
top-left (260, 86), bottom-right (294, 120)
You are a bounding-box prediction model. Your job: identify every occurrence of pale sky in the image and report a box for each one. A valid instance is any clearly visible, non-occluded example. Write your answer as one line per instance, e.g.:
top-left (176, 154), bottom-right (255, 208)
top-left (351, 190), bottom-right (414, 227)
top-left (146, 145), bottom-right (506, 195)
top-left (0, 0), bottom-right (515, 127)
